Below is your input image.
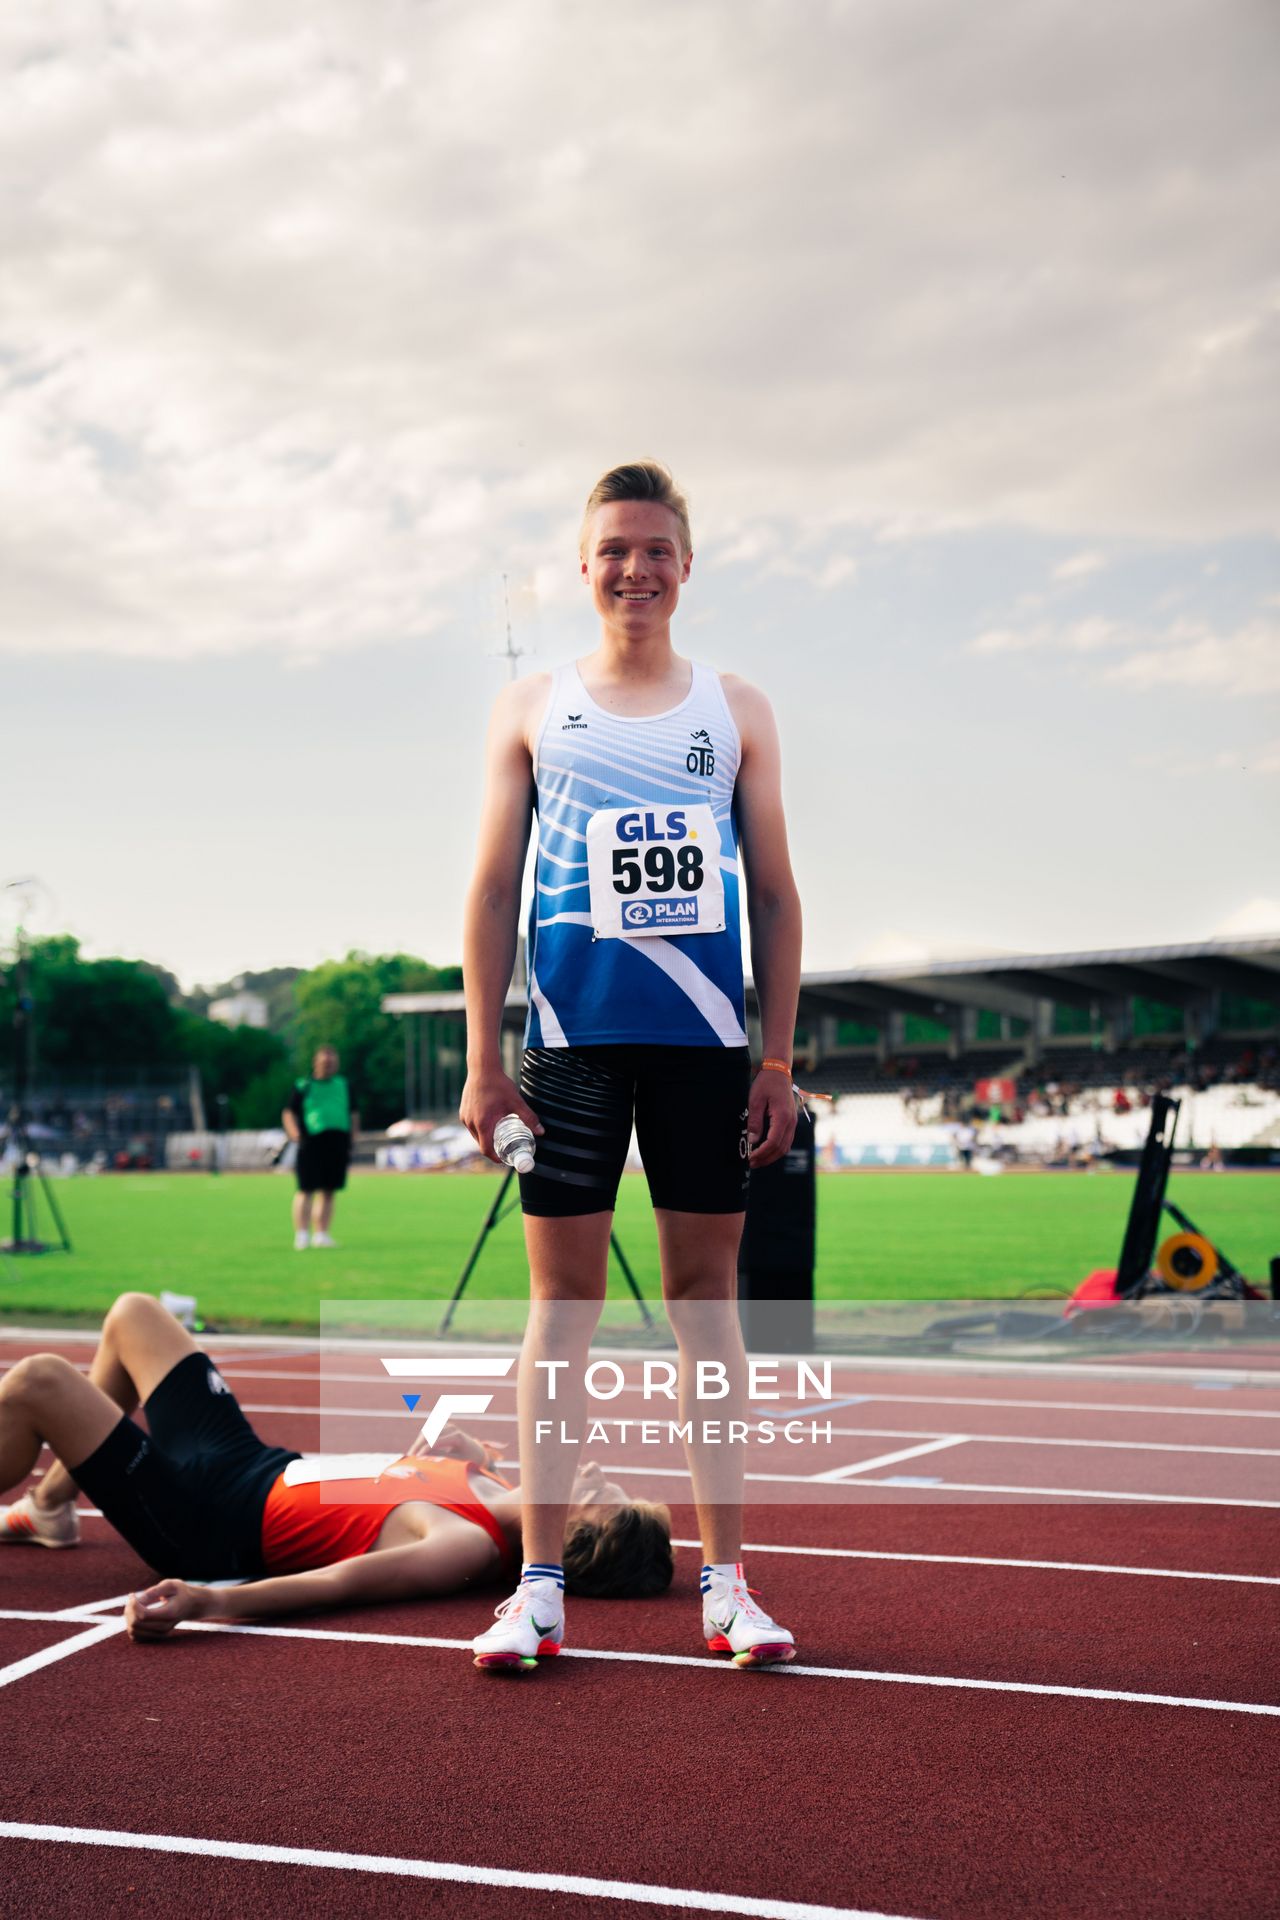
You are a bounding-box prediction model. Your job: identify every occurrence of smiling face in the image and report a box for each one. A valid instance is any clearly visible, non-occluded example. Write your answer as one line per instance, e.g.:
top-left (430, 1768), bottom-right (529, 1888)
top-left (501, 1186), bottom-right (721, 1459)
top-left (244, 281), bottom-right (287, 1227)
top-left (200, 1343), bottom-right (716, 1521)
top-left (581, 500), bottom-right (691, 642)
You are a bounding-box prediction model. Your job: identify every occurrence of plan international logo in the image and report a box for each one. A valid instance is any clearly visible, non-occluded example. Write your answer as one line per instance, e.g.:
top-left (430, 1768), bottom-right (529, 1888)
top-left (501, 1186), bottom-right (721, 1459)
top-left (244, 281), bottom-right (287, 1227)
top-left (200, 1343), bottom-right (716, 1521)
top-left (623, 898), bottom-right (699, 929)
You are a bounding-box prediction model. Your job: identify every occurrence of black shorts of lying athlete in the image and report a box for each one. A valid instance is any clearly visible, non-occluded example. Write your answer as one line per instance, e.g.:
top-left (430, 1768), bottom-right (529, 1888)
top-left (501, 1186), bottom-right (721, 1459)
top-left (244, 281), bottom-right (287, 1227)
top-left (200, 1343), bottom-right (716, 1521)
top-left (517, 1044), bottom-right (750, 1218)
top-left (70, 1353), bottom-right (300, 1579)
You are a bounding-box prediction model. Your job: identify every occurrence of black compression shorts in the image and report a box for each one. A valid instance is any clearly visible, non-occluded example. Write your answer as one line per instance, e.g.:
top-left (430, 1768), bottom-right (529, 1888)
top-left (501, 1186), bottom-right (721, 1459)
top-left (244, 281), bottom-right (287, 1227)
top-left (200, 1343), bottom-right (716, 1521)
top-left (70, 1352), bottom-right (300, 1579)
top-left (296, 1130), bottom-right (350, 1193)
top-left (517, 1044), bottom-right (751, 1217)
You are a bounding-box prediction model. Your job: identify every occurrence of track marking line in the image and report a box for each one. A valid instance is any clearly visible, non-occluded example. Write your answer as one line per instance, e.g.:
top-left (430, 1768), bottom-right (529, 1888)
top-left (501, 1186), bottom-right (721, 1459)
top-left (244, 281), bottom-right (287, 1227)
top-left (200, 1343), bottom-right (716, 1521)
top-left (0, 1618), bottom-right (125, 1691)
top-left (833, 1391), bottom-right (1280, 1422)
top-left (237, 1399), bottom-right (1280, 1458)
top-left (215, 1369), bottom-right (1280, 1415)
top-left (668, 1540), bottom-right (1280, 1584)
top-left (862, 1478), bottom-right (1280, 1507)
top-left (28, 1615), bottom-right (1268, 1717)
top-left (4, 1328), bottom-right (1279, 1386)
top-left (509, 1457), bottom-right (1280, 1507)
top-left (235, 1405), bottom-right (1280, 1459)
top-left (52, 1590), bottom-right (136, 1619)
top-left (812, 1437), bottom-right (968, 1482)
top-left (0, 1820), bottom-right (923, 1919)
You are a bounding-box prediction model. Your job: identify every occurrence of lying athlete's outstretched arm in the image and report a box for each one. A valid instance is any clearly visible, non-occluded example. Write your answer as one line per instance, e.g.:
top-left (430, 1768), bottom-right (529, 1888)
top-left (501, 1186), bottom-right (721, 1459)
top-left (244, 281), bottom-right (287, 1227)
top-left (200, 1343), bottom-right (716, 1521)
top-left (126, 1527), bottom-right (499, 1640)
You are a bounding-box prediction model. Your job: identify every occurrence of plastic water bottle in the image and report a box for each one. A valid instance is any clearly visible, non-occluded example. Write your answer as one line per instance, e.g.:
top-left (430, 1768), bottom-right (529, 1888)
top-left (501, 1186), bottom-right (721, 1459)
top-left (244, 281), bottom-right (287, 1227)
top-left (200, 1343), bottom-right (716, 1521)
top-left (492, 1114), bottom-right (537, 1174)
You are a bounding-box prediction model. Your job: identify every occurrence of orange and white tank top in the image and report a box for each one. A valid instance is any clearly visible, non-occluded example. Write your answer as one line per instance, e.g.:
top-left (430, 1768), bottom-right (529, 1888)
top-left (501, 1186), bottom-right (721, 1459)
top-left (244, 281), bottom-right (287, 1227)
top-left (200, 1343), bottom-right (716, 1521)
top-left (259, 1454), bottom-right (515, 1576)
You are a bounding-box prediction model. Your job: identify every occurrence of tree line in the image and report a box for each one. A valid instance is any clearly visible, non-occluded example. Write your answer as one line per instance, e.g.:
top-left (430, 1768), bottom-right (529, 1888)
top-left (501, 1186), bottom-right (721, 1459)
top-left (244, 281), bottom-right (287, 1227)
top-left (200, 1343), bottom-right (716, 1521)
top-left (1, 937), bottom-right (462, 1130)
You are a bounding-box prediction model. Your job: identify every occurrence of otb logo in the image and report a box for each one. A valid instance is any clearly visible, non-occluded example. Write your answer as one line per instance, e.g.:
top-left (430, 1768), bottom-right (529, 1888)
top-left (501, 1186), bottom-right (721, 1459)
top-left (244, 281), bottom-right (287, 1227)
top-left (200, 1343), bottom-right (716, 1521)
top-left (687, 728), bottom-right (714, 776)
top-left (380, 1356), bottom-right (514, 1446)
top-left (622, 901), bottom-right (655, 928)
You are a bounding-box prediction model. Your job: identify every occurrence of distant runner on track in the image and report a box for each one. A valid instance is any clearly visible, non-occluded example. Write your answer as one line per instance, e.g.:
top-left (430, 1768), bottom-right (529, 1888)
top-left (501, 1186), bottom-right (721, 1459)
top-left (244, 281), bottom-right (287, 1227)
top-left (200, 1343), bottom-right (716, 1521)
top-left (0, 1293), bottom-right (670, 1641)
top-left (460, 459), bottom-right (803, 1671)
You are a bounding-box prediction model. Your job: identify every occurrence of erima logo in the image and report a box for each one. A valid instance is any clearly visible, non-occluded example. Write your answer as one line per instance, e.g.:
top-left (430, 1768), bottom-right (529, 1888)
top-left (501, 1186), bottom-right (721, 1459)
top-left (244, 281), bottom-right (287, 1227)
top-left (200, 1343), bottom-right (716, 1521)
top-left (380, 1356), bottom-right (516, 1446)
top-left (687, 728), bottom-right (714, 776)
top-left (562, 713), bottom-right (589, 730)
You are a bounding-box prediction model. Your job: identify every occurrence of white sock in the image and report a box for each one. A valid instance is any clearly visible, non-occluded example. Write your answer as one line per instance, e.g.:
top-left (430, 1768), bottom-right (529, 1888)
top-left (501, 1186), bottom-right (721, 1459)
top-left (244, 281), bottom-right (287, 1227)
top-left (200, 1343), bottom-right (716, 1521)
top-left (521, 1561), bottom-right (564, 1590)
top-left (700, 1561), bottom-right (743, 1595)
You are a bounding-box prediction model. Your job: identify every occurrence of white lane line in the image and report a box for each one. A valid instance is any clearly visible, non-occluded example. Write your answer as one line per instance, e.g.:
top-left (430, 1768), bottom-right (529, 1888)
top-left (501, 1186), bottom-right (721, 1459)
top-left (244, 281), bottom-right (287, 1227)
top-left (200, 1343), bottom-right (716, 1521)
top-left (43, 1617), bottom-right (1270, 1717)
top-left (812, 1438), bottom-right (970, 1483)
top-left (235, 1401), bottom-right (1280, 1458)
top-left (0, 1618), bottom-right (125, 1691)
top-left (1, 1610), bottom-right (115, 1622)
top-left (668, 1540), bottom-right (1280, 1585)
top-left (842, 1391), bottom-right (1280, 1422)
top-left (508, 1456), bottom-right (1280, 1507)
top-left (52, 1591), bottom-right (135, 1619)
top-left (862, 1478), bottom-right (1280, 1508)
top-left (0, 1822), bottom-right (916, 1920)
top-left (4, 1329), bottom-right (1277, 1386)
top-left (211, 1370), bottom-right (1280, 1415)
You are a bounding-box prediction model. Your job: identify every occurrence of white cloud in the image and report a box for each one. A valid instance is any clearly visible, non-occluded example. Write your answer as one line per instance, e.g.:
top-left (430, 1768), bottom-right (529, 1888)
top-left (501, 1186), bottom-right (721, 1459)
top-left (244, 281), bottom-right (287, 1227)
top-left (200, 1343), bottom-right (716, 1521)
top-left (1, 0), bottom-right (1277, 658)
top-left (969, 607), bottom-right (1280, 697)
top-left (970, 625), bottom-right (1046, 655)
top-left (1212, 898), bottom-right (1280, 940)
top-left (1103, 617), bottom-right (1280, 696)
top-left (1052, 551), bottom-right (1107, 582)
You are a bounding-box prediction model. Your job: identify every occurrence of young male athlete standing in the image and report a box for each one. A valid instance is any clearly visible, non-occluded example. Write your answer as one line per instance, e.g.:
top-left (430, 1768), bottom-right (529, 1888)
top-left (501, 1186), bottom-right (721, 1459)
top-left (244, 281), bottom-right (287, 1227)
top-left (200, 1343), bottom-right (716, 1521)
top-left (460, 460), bottom-right (802, 1670)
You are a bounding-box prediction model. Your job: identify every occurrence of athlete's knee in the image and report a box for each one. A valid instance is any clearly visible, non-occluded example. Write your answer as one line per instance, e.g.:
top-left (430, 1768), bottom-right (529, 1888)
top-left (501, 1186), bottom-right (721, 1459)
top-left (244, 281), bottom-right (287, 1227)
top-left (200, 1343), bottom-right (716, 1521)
top-left (2, 1352), bottom-right (80, 1406)
top-left (105, 1290), bottom-right (164, 1333)
top-left (661, 1268), bottom-right (738, 1304)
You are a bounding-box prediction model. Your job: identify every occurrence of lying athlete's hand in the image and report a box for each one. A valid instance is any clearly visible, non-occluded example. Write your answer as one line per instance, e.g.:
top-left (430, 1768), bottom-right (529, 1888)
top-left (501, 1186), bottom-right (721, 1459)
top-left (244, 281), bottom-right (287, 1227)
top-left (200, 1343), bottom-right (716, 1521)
top-left (125, 1578), bottom-right (208, 1642)
top-left (459, 1068), bottom-right (543, 1164)
top-left (748, 1067), bottom-right (799, 1170)
top-left (408, 1425), bottom-right (503, 1469)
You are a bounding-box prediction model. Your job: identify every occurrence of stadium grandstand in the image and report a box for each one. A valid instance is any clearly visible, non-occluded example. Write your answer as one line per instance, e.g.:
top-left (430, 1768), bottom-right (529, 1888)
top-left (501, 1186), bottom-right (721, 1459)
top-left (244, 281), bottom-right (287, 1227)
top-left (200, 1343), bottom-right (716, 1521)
top-left (0, 1068), bottom-right (202, 1173)
top-left (385, 936), bottom-right (1280, 1169)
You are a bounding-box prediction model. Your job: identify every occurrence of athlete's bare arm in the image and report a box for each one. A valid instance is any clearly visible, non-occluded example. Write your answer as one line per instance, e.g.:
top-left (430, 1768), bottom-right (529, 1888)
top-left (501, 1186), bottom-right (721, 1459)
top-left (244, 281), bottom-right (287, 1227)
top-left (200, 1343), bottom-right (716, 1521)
top-left (723, 675), bottom-right (802, 1169)
top-left (124, 1523), bottom-right (500, 1641)
top-left (459, 675), bottom-right (549, 1161)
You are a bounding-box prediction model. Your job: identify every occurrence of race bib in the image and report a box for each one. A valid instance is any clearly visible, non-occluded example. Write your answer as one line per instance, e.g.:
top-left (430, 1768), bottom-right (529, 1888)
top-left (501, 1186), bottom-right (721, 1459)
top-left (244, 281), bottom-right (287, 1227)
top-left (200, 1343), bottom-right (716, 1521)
top-left (586, 803), bottom-right (725, 939)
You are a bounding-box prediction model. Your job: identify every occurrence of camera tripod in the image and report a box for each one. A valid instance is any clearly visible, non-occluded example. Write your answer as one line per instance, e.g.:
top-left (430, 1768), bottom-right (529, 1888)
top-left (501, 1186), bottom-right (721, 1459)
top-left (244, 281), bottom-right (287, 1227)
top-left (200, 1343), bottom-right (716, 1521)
top-left (3, 1114), bottom-right (72, 1255)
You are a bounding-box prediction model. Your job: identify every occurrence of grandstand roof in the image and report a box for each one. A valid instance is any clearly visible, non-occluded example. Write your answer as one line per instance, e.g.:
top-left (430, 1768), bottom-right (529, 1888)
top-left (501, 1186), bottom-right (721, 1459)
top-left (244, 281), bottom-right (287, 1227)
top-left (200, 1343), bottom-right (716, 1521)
top-left (791, 936), bottom-right (1280, 1022)
top-left (383, 935), bottom-right (1280, 1027)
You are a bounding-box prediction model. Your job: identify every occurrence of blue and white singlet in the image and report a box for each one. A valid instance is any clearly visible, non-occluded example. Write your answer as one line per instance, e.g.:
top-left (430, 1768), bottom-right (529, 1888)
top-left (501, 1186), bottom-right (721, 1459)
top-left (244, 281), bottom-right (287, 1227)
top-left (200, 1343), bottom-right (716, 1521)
top-left (524, 661), bottom-right (747, 1049)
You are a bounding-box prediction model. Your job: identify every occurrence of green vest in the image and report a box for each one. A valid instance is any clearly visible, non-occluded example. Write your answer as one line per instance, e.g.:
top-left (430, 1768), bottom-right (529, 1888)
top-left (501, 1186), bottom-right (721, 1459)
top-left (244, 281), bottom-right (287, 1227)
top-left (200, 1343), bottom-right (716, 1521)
top-left (298, 1075), bottom-right (351, 1135)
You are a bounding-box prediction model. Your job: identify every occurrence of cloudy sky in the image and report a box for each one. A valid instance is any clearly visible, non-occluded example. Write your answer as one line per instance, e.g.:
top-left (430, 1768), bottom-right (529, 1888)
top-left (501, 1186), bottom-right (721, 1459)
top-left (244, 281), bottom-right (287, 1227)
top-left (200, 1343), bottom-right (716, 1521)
top-left (4, 0), bottom-right (1277, 986)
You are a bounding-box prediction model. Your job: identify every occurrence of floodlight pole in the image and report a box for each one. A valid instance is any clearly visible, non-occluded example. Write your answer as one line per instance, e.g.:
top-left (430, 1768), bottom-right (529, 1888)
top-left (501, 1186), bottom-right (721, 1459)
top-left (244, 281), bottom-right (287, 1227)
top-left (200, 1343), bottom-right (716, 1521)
top-left (489, 573), bottom-right (528, 682)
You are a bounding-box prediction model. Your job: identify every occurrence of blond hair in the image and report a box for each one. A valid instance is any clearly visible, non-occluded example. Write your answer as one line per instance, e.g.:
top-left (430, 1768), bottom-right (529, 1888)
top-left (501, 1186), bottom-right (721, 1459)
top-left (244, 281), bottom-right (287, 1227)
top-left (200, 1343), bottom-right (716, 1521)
top-left (579, 460), bottom-right (692, 558)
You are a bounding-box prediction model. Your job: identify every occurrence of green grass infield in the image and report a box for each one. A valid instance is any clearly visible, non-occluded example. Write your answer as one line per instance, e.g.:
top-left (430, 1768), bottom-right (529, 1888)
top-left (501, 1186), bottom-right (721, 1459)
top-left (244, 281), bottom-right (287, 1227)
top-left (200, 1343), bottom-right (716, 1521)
top-left (1, 1167), bottom-right (1276, 1334)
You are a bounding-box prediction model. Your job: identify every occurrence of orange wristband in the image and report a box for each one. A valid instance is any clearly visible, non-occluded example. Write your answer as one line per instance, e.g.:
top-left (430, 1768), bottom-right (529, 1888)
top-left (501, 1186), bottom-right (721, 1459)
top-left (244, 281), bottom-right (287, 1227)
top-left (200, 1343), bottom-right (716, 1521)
top-left (760, 1058), bottom-right (792, 1076)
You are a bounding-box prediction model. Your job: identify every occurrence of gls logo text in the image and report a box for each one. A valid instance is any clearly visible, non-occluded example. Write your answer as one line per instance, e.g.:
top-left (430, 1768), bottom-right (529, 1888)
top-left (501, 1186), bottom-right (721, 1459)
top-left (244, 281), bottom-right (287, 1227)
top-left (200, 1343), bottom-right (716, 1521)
top-left (380, 1356), bottom-right (514, 1445)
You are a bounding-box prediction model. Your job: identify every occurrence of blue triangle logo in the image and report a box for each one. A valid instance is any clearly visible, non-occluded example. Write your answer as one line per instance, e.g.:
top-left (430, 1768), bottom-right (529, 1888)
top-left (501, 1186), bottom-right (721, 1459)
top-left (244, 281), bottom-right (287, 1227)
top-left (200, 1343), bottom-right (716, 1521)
top-left (401, 1393), bottom-right (421, 1412)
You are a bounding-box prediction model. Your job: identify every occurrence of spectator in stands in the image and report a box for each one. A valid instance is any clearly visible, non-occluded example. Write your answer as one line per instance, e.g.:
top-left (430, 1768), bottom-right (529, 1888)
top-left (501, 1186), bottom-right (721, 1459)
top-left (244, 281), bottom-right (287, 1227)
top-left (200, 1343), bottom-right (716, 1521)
top-left (282, 1046), bottom-right (359, 1251)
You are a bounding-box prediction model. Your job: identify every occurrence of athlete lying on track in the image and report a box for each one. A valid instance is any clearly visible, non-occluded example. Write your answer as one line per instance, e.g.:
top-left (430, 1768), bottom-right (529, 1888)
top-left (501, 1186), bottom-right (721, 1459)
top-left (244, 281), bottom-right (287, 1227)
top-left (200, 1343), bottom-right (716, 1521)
top-left (0, 1292), bottom-right (670, 1657)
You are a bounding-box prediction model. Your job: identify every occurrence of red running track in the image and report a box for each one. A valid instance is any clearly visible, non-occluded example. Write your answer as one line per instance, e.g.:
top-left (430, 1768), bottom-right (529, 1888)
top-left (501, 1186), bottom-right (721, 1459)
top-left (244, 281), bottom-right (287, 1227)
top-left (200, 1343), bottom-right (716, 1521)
top-left (1, 1333), bottom-right (1278, 1918)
